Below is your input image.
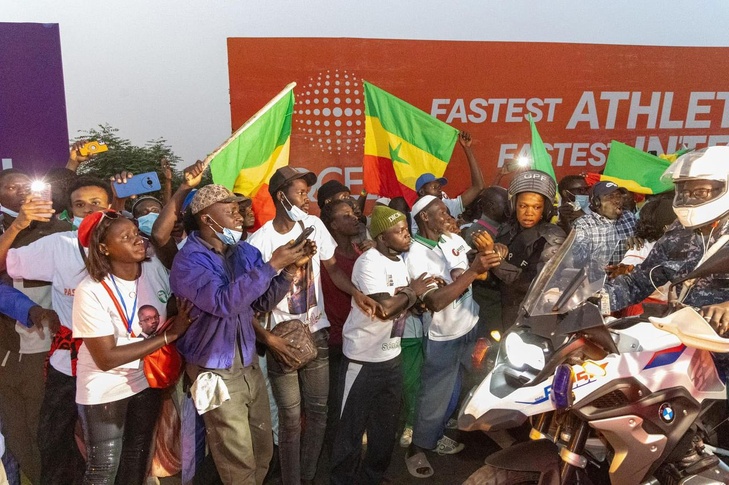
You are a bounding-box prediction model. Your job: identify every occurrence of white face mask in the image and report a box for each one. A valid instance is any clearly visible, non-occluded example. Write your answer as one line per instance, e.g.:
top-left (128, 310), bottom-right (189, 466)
top-left (215, 227), bottom-right (243, 246)
top-left (206, 216), bottom-right (243, 246)
top-left (72, 216), bottom-right (85, 229)
top-left (0, 206), bottom-right (19, 218)
top-left (282, 194), bottom-right (307, 222)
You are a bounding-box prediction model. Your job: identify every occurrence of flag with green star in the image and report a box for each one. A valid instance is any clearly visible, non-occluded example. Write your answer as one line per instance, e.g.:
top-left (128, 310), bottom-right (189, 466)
top-left (363, 81), bottom-right (459, 205)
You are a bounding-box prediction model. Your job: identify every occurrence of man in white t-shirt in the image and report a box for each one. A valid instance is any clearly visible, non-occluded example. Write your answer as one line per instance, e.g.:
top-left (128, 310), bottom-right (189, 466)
top-left (248, 166), bottom-right (378, 485)
top-left (0, 175), bottom-right (113, 484)
top-left (330, 206), bottom-right (434, 485)
top-left (403, 195), bottom-right (501, 479)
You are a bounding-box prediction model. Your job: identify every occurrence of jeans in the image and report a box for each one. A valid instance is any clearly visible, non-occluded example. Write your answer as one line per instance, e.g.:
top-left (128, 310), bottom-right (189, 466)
top-left (267, 328), bottom-right (329, 484)
top-left (38, 367), bottom-right (85, 485)
top-left (77, 387), bottom-right (162, 485)
top-left (412, 326), bottom-right (477, 450)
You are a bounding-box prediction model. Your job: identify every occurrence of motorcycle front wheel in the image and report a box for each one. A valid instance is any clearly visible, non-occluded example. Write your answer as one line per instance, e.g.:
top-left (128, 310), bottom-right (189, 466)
top-left (462, 465), bottom-right (539, 485)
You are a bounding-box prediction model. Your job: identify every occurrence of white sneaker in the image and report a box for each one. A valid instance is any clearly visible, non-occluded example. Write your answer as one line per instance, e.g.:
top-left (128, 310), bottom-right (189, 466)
top-left (399, 427), bottom-right (413, 447)
top-left (431, 435), bottom-right (465, 455)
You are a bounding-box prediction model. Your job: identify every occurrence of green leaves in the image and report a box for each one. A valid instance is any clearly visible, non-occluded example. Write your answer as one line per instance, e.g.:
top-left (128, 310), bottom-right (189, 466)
top-left (73, 124), bottom-right (212, 208)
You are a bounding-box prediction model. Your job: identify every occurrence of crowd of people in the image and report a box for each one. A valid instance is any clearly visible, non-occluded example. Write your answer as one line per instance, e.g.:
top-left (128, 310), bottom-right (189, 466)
top-left (0, 132), bottom-right (728, 485)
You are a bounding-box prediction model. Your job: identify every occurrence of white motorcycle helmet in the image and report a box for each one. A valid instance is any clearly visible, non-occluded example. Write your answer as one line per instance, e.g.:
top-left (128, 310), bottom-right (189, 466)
top-left (662, 146), bottom-right (729, 229)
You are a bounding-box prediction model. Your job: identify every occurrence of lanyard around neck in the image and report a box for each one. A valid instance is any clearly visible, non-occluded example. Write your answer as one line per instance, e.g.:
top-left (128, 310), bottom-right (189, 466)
top-left (109, 274), bottom-right (139, 336)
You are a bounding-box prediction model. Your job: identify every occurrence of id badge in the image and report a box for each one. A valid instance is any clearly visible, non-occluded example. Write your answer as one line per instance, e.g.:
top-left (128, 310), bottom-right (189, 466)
top-left (116, 336), bottom-right (143, 369)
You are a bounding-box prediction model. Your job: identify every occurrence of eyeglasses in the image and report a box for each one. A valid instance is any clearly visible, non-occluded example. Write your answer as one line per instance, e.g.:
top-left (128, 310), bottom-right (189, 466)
top-left (140, 316), bottom-right (160, 324)
top-left (100, 210), bottom-right (122, 222)
top-left (676, 187), bottom-right (720, 201)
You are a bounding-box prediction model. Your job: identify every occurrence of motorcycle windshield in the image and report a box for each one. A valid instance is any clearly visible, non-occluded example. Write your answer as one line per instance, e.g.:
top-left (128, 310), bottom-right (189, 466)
top-left (522, 229), bottom-right (615, 316)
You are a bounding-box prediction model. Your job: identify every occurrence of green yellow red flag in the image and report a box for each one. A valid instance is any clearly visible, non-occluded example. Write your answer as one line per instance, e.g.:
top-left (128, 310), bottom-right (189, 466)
top-left (659, 147), bottom-right (691, 163)
top-left (363, 81), bottom-right (458, 204)
top-left (207, 83), bottom-right (295, 228)
top-left (527, 114), bottom-right (556, 182)
top-left (601, 141), bottom-right (674, 194)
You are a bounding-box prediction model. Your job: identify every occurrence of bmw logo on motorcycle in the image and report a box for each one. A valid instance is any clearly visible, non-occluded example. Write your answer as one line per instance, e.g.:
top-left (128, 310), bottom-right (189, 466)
top-left (659, 403), bottom-right (675, 424)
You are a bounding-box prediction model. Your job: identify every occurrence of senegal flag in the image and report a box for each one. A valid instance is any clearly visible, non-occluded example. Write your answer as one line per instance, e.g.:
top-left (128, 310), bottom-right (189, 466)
top-left (363, 81), bottom-right (458, 205)
top-left (601, 141), bottom-right (674, 194)
top-left (208, 83), bottom-right (295, 229)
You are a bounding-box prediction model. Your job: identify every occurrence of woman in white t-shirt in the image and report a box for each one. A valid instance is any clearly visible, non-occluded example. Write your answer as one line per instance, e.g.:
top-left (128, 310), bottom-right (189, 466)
top-left (72, 210), bottom-right (194, 484)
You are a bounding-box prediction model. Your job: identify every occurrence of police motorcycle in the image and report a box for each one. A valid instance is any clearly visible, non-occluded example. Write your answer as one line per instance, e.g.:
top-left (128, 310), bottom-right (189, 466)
top-left (459, 230), bottom-right (729, 485)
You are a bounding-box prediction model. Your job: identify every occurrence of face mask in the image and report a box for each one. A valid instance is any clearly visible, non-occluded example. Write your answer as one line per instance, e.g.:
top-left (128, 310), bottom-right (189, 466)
top-left (72, 216), bottom-right (85, 229)
top-left (215, 227), bottom-right (243, 246)
top-left (206, 216), bottom-right (243, 246)
top-left (137, 212), bottom-right (159, 236)
top-left (0, 206), bottom-right (19, 218)
top-left (574, 195), bottom-right (590, 212)
top-left (282, 194), bottom-right (307, 222)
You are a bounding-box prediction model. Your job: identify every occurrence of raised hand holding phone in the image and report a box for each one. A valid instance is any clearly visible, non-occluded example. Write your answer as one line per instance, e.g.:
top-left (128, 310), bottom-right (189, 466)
top-left (112, 172), bottom-right (162, 199)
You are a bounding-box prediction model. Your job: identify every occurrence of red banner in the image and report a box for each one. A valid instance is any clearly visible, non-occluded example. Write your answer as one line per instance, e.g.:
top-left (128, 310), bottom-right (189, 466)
top-left (228, 38), bottom-right (729, 205)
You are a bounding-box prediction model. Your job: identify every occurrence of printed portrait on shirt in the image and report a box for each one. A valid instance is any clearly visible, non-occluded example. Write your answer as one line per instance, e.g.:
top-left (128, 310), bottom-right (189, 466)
top-left (138, 304), bottom-right (160, 338)
top-left (287, 263), bottom-right (317, 314)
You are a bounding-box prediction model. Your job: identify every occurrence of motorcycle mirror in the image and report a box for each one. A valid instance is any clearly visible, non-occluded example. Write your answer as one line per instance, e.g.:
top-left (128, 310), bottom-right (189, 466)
top-left (672, 243), bottom-right (729, 286)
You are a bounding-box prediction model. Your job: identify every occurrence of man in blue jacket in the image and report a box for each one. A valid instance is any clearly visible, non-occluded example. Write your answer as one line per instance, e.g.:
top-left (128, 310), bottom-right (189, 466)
top-left (0, 283), bottom-right (58, 331)
top-left (170, 184), bottom-right (308, 485)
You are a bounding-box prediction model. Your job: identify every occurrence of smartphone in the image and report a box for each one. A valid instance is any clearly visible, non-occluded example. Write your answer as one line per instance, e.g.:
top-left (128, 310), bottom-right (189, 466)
top-left (293, 226), bottom-right (315, 246)
top-left (78, 140), bottom-right (108, 157)
top-left (29, 181), bottom-right (52, 201)
top-left (154, 316), bottom-right (175, 336)
top-left (113, 172), bottom-right (161, 198)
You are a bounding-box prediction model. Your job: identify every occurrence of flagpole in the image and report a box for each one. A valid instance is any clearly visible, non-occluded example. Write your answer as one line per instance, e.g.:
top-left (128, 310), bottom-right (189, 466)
top-left (201, 82), bottom-right (297, 170)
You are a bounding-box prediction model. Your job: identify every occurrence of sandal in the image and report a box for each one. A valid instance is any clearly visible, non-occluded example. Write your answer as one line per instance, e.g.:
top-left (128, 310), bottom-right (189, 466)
top-left (405, 451), bottom-right (434, 478)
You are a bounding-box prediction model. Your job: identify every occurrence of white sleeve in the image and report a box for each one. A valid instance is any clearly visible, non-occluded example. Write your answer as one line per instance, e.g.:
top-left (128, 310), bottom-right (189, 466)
top-left (248, 225), bottom-right (272, 259)
top-left (352, 253), bottom-right (391, 296)
top-left (6, 233), bottom-right (63, 282)
top-left (443, 197), bottom-right (464, 218)
top-left (314, 217), bottom-right (337, 261)
top-left (403, 252), bottom-right (418, 280)
top-left (441, 235), bottom-right (471, 272)
top-left (72, 282), bottom-right (115, 338)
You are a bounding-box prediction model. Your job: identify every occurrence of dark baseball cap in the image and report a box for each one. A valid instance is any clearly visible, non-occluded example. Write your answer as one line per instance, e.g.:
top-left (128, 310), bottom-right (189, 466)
top-left (268, 166), bottom-right (317, 197)
top-left (590, 181), bottom-right (621, 200)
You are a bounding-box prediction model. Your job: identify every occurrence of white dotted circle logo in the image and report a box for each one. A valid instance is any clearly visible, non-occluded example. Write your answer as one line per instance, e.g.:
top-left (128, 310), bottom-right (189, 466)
top-left (294, 70), bottom-right (364, 155)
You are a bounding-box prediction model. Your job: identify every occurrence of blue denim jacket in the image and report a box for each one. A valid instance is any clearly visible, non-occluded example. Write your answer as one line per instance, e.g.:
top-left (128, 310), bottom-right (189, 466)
top-left (170, 232), bottom-right (291, 369)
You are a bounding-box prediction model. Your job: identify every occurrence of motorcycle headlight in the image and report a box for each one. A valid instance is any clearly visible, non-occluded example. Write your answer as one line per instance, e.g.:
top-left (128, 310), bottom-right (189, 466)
top-left (504, 331), bottom-right (550, 371)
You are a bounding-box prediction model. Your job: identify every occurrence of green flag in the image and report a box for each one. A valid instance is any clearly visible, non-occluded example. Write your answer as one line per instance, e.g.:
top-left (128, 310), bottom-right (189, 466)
top-left (527, 114), bottom-right (556, 181)
top-left (603, 141), bottom-right (673, 194)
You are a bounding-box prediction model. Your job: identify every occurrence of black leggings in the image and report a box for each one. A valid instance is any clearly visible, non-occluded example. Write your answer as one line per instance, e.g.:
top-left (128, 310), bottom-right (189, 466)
top-left (77, 387), bottom-right (162, 485)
